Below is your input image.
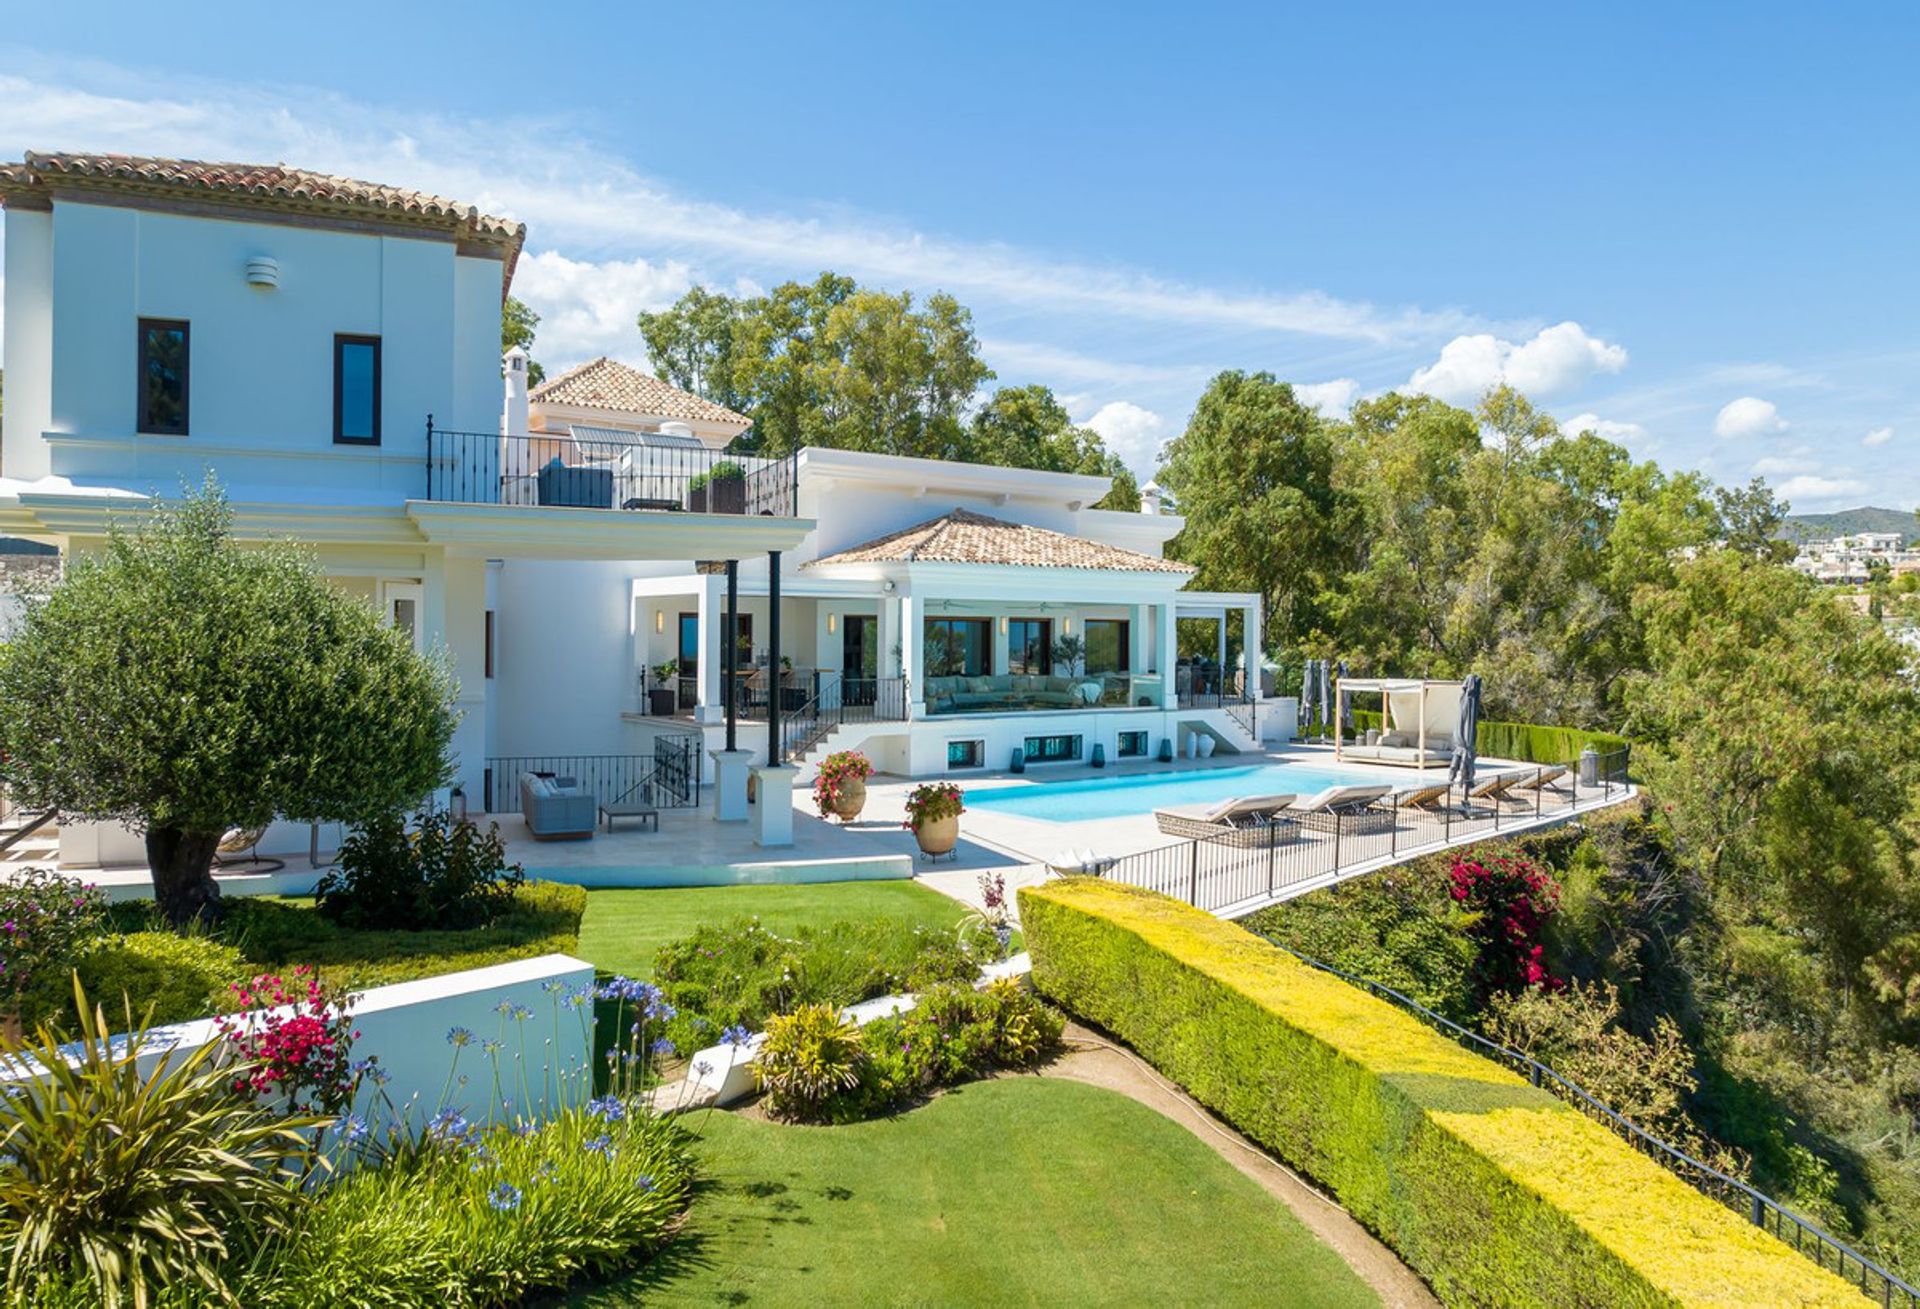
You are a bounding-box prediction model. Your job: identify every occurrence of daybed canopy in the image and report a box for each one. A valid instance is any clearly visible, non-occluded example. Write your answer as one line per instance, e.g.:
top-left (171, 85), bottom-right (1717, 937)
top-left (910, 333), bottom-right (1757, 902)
top-left (1334, 677), bottom-right (1463, 768)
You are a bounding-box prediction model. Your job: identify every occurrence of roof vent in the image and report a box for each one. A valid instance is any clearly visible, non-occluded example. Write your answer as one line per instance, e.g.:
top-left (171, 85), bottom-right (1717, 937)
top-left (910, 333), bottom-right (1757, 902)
top-left (244, 255), bottom-right (279, 289)
top-left (659, 421), bottom-right (696, 440)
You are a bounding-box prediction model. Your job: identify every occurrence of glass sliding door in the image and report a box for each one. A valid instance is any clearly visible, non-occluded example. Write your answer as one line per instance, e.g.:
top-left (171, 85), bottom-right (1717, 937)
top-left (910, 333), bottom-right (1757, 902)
top-left (925, 617), bottom-right (991, 677)
top-left (1008, 618), bottom-right (1052, 675)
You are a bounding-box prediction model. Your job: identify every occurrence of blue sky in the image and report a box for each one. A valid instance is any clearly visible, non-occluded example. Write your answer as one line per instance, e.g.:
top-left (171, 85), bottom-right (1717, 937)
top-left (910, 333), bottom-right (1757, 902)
top-left (2, 2), bottom-right (1915, 510)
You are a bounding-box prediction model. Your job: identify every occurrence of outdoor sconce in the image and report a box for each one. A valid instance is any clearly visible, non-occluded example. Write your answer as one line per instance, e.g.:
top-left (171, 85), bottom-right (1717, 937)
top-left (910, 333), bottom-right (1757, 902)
top-left (245, 255), bottom-right (280, 288)
top-left (654, 610), bottom-right (665, 634)
top-left (827, 613), bottom-right (838, 634)
top-left (448, 786), bottom-right (469, 826)
top-left (999, 616), bottom-right (1008, 634)
top-left (1061, 617), bottom-right (1073, 634)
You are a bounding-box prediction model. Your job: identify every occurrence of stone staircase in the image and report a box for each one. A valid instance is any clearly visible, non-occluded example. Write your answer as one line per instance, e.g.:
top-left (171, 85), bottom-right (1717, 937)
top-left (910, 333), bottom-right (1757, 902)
top-left (0, 816), bottom-right (59, 866)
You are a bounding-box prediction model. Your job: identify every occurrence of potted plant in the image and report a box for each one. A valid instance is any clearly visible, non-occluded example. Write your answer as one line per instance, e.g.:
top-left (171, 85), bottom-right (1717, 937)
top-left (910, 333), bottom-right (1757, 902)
top-left (686, 470), bottom-right (710, 513)
top-left (903, 780), bottom-right (965, 859)
top-left (813, 750), bottom-right (874, 822)
top-left (706, 461), bottom-right (748, 515)
top-left (649, 659), bottom-right (679, 717)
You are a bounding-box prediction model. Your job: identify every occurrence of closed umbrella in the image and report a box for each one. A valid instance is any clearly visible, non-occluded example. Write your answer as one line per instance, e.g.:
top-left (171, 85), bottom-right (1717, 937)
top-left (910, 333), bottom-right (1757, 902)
top-left (1317, 660), bottom-right (1332, 741)
top-left (1337, 661), bottom-right (1351, 738)
top-left (1448, 674), bottom-right (1482, 794)
top-left (1299, 660), bottom-right (1315, 731)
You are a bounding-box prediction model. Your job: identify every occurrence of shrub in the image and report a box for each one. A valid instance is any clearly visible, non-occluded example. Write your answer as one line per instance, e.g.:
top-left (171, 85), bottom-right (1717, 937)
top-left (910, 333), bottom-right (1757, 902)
top-left (0, 980), bottom-right (324, 1308)
top-left (1018, 877), bottom-right (1862, 1307)
top-left (1348, 708), bottom-right (1629, 770)
top-left (0, 866), bottom-right (107, 1023)
top-left (241, 1104), bottom-right (693, 1307)
top-left (757, 1003), bottom-right (868, 1121)
top-left (19, 928), bottom-right (247, 1028)
top-left (813, 749), bottom-right (873, 817)
top-left (1447, 853), bottom-right (1563, 999)
top-left (652, 915), bottom-right (980, 1053)
top-left (214, 968), bottom-right (361, 1116)
top-left (316, 810), bottom-right (525, 931)
top-left (707, 460), bottom-right (745, 482)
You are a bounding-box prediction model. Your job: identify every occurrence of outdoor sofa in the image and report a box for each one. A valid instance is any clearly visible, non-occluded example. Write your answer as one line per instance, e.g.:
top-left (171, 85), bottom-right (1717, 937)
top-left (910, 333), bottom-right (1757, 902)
top-left (924, 673), bottom-right (1106, 714)
top-left (1336, 730), bottom-right (1454, 767)
top-left (519, 772), bottom-right (596, 841)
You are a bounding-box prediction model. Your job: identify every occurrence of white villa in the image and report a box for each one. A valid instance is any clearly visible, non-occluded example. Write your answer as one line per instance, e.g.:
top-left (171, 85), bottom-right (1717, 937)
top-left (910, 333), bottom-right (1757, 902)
top-left (0, 152), bottom-right (1266, 865)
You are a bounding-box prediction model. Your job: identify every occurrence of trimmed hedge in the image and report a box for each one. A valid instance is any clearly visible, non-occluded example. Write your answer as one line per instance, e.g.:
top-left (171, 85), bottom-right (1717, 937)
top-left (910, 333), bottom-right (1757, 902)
top-left (1019, 878), bottom-right (1861, 1307)
top-left (1349, 708), bottom-right (1630, 769)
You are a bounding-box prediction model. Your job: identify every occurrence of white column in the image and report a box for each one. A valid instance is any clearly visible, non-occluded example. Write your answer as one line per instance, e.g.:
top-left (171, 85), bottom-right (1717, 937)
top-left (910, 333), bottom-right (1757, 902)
top-left (751, 764), bottom-right (797, 846)
top-left (879, 593), bottom-right (902, 678)
top-left (816, 605), bottom-right (841, 710)
top-left (901, 593), bottom-right (925, 716)
top-left (1129, 604), bottom-right (1150, 699)
top-left (694, 571), bottom-right (724, 725)
top-left (1157, 602), bottom-right (1178, 707)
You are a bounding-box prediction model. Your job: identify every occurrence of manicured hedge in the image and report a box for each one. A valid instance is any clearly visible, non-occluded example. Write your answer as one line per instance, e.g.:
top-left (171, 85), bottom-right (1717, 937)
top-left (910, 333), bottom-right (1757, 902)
top-left (1348, 708), bottom-right (1630, 770)
top-left (1018, 878), bottom-right (1860, 1307)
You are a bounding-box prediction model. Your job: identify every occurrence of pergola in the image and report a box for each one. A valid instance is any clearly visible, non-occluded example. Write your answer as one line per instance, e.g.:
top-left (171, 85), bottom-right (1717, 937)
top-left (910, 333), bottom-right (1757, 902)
top-left (1333, 677), bottom-right (1464, 767)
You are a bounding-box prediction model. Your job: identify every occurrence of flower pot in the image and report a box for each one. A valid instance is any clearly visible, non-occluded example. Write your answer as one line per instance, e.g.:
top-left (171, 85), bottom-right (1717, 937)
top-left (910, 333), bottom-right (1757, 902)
top-left (709, 476), bottom-right (747, 515)
top-left (914, 814), bottom-right (960, 857)
top-left (832, 778), bottom-right (867, 822)
top-left (687, 484), bottom-right (708, 513)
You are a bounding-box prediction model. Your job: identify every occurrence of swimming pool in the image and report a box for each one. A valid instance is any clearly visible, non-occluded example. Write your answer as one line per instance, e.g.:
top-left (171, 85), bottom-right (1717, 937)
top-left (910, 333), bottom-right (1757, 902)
top-left (963, 760), bottom-right (1430, 823)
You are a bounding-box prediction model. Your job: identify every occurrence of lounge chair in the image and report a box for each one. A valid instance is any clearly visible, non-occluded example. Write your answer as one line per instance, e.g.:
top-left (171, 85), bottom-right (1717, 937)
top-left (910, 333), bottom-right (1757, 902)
top-left (1287, 784), bottom-right (1395, 834)
top-left (1384, 782), bottom-right (1453, 811)
top-left (1047, 848), bottom-right (1116, 878)
top-left (1510, 765), bottom-right (1570, 795)
top-left (1464, 772), bottom-right (1527, 809)
top-left (1153, 794), bottom-right (1299, 846)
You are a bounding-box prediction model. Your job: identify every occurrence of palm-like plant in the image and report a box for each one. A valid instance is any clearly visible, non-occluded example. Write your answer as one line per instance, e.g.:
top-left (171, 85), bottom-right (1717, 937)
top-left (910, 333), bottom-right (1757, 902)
top-left (0, 979), bottom-right (325, 1307)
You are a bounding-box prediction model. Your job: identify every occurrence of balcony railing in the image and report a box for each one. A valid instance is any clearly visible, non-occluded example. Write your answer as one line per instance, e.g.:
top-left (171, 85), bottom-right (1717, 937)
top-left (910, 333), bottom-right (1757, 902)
top-left (425, 422), bottom-right (797, 518)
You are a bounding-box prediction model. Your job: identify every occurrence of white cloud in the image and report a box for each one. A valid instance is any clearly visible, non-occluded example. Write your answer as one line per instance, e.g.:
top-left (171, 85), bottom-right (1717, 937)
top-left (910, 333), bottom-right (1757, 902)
top-left (1863, 425), bottom-right (1895, 448)
top-left (1752, 455), bottom-right (1815, 477)
top-left (1776, 474), bottom-right (1869, 506)
top-left (1560, 412), bottom-right (1647, 444)
top-left (1295, 379), bottom-right (1360, 418)
top-left (1713, 396), bottom-right (1788, 439)
top-left (0, 65), bottom-right (1490, 346)
top-left (980, 339), bottom-right (1204, 388)
top-left (1079, 401), bottom-right (1167, 473)
top-left (1407, 321), bottom-right (1627, 405)
top-left (510, 250), bottom-right (695, 368)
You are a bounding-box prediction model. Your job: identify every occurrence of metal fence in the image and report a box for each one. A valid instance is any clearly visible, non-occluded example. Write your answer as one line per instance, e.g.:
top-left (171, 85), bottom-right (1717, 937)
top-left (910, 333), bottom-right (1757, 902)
top-left (1260, 939), bottom-right (1917, 1307)
top-left (782, 674), bottom-right (910, 759)
top-left (426, 423), bottom-right (798, 518)
top-left (1095, 750), bottom-right (1632, 916)
top-left (483, 736), bottom-right (704, 815)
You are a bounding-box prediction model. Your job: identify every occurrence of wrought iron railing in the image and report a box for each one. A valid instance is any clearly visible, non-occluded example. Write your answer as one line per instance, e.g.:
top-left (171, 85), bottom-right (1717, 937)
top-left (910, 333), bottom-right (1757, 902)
top-left (483, 736), bottom-right (704, 815)
top-left (425, 421), bottom-right (798, 518)
top-left (1259, 938), bottom-right (1917, 1306)
top-left (781, 673), bottom-right (909, 761)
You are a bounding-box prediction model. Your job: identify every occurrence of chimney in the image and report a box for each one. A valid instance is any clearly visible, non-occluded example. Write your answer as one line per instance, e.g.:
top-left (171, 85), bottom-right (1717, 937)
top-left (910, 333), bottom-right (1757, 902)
top-left (1140, 480), bottom-right (1163, 516)
top-left (502, 347), bottom-right (531, 436)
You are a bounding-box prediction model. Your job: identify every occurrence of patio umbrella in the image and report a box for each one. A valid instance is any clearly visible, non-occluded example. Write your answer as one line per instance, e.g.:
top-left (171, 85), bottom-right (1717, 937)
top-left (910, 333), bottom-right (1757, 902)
top-left (1337, 661), bottom-right (1351, 737)
top-left (1449, 674), bottom-right (1482, 793)
top-left (1317, 660), bottom-right (1332, 740)
top-left (1301, 659), bottom-right (1318, 731)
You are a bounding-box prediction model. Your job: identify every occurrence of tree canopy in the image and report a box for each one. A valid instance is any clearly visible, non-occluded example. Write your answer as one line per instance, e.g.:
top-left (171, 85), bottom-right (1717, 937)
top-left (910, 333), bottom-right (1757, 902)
top-left (503, 296), bottom-right (545, 386)
top-left (0, 482), bottom-right (456, 923)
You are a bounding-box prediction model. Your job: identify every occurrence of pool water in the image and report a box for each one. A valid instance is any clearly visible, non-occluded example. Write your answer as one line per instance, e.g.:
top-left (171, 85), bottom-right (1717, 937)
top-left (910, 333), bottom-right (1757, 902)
top-left (963, 761), bottom-right (1431, 823)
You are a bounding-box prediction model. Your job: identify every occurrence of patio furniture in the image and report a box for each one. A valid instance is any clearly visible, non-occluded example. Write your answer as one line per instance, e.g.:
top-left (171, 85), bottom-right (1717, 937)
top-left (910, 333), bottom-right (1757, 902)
top-left (1048, 848), bottom-right (1116, 877)
top-left (213, 824), bottom-right (287, 873)
top-left (1464, 772), bottom-right (1526, 809)
top-left (1154, 794), bottom-right (1300, 847)
top-left (1511, 764), bottom-right (1570, 795)
top-left (1286, 784), bottom-right (1395, 834)
top-left (1382, 782), bottom-right (1453, 812)
top-left (1334, 678), bottom-right (1465, 768)
top-left (923, 673), bottom-right (1104, 714)
top-left (520, 772), bottom-right (596, 841)
top-left (600, 800), bottom-right (659, 833)
top-left (536, 458), bottom-right (614, 509)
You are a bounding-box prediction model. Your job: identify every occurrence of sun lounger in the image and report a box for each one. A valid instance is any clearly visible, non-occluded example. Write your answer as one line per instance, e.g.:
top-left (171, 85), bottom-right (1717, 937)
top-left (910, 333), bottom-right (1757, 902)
top-left (1287, 784), bottom-right (1395, 834)
top-left (1153, 793), bottom-right (1299, 846)
top-left (1047, 848), bottom-right (1116, 877)
top-left (1510, 765), bottom-right (1570, 794)
top-left (1383, 782), bottom-right (1453, 811)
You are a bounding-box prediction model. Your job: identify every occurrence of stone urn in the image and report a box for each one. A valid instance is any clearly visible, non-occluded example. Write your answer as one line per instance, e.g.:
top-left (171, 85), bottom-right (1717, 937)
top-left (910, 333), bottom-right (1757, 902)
top-left (832, 778), bottom-right (868, 822)
top-left (914, 814), bottom-right (960, 858)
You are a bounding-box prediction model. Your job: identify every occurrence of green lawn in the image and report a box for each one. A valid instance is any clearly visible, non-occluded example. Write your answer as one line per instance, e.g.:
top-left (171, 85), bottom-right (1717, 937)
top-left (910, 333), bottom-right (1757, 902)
top-left (570, 1077), bottom-right (1380, 1307)
top-left (576, 879), bottom-right (972, 978)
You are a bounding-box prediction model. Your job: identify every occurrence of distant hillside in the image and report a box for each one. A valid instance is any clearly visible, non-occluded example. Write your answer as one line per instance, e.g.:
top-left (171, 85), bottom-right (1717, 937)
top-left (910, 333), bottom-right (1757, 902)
top-left (1779, 506), bottom-right (1918, 544)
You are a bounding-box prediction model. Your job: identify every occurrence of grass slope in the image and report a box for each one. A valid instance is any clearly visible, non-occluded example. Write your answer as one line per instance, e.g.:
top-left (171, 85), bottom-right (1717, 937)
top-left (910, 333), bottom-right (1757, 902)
top-left (573, 1077), bottom-right (1381, 1307)
top-left (576, 880), bottom-right (972, 978)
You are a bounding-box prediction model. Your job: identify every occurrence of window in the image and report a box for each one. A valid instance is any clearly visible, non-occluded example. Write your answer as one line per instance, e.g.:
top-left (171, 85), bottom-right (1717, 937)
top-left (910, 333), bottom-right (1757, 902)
top-left (947, 739), bottom-right (985, 769)
top-left (925, 617), bottom-right (991, 677)
top-left (333, 335), bottom-right (382, 444)
top-left (1008, 618), bottom-right (1052, 675)
top-left (137, 319), bottom-right (190, 435)
top-left (1023, 733), bottom-right (1082, 764)
top-left (1117, 730), bottom-right (1148, 759)
top-left (1084, 619), bottom-right (1132, 675)
top-left (484, 610), bottom-right (495, 679)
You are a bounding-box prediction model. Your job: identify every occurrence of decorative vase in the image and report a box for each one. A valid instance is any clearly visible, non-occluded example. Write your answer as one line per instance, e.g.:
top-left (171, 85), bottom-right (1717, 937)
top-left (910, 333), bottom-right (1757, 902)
top-left (832, 778), bottom-right (867, 822)
top-left (1198, 735), bottom-right (1217, 758)
top-left (914, 814), bottom-right (960, 857)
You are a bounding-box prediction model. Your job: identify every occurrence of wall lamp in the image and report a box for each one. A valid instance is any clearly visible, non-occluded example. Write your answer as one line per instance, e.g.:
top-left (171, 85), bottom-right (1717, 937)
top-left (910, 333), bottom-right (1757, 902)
top-left (827, 612), bottom-right (838, 635)
top-left (654, 610), bottom-right (665, 634)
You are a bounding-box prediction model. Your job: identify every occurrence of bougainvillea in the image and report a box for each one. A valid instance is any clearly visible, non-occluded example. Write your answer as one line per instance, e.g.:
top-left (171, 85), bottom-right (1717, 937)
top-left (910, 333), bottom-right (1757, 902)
top-left (0, 866), bottom-right (106, 1016)
top-left (214, 967), bottom-right (360, 1114)
top-left (812, 750), bottom-right (874, 818)
top-left (1446, 854), bottom-right (1564, 998)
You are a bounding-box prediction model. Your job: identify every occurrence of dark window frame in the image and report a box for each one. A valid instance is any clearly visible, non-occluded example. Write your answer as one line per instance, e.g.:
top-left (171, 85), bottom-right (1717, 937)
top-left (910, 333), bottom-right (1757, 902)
top-left (1008, 617), bottom-right (1053, 675)
top-left (136, 318), bottom-right (191, 436)
top-left (1084, 618), bottom-right (1132, 675)
top-left (925, 616), bottom-right (993, 678)
top-left (333, 334), bottom-right (383, 445)
top-left (484, 609), bottom-right (496, 679)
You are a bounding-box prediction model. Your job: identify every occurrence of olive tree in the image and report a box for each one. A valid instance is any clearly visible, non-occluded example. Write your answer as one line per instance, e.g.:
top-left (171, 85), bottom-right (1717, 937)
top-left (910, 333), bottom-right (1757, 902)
top-left (0, 482), bottom-right (456, 925)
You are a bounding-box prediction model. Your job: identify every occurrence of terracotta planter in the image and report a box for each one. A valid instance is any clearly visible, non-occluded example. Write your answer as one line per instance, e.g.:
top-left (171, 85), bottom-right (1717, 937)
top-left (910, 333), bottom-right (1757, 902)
top-left (831, 778), bottom-right (867, 822)
top-left (914, 813), bottom-right (960, 857)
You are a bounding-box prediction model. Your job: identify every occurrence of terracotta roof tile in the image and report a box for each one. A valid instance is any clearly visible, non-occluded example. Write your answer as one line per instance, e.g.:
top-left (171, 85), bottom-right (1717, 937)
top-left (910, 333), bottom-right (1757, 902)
top-left (0, 152), bottom-right (524, 257)
top-left (529, 356), bottom-right (752, 427)
top-left (806, 508), bottom-right (1193, 573)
